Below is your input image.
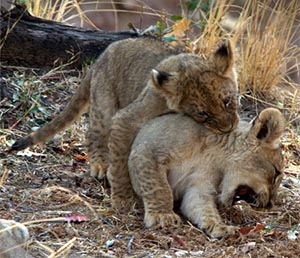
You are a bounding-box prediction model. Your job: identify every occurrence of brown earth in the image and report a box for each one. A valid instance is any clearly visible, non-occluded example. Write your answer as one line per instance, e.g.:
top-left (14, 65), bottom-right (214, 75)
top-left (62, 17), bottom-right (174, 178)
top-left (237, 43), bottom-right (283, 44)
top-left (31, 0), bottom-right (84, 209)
top-left (0, 66), bottom-right (300, 257)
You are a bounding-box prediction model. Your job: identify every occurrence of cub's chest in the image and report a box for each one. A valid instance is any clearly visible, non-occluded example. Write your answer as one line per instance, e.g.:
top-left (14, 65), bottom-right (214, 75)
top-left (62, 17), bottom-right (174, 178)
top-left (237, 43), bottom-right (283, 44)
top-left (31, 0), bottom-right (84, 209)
top-left (167, 150), bottom-right (213, 200)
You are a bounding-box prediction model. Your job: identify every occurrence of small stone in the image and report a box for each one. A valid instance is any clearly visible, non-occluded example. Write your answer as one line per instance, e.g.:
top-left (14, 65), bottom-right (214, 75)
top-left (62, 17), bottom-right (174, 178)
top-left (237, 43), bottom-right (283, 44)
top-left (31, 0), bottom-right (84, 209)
top-left (105, 239), bottom-right (115, 248)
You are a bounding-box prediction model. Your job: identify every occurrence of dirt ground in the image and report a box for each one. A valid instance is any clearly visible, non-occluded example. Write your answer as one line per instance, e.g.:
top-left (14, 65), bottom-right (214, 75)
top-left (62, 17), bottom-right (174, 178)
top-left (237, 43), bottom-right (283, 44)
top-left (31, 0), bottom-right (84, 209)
top-left (0, 66), bottom-right (300, 257)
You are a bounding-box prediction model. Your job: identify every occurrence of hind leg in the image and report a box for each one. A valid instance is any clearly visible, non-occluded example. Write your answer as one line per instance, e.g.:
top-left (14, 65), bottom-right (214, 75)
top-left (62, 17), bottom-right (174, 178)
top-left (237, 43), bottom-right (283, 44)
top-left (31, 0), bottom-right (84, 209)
top-left (87, 102), bottom-right (117, 179)
top-left (87, 120), bottom-right (108, 179)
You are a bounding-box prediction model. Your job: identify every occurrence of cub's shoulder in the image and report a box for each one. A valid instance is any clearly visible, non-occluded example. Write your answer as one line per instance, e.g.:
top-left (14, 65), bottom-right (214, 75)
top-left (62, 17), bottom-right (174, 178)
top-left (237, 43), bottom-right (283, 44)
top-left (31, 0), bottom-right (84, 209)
top-left (133, 113), bottom-right (209, 148)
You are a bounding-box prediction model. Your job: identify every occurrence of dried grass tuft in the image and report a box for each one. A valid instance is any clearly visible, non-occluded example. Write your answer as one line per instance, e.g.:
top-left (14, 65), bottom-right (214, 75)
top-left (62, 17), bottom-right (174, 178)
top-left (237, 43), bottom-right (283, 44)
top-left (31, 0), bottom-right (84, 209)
top-left (191, 0), bottom-right (237, 55)
top-left (237, 0), bottom-right (300, 95)
top-left (20, 0), bottom-right (163, 29)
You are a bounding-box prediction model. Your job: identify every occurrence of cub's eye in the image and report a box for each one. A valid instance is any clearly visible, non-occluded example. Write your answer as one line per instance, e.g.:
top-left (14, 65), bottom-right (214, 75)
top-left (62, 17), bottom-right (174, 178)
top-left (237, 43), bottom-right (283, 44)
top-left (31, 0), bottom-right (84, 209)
top-left (197, 111), bottom-right (208, 119)
top-left (224, 96), bottom-right (232, 107)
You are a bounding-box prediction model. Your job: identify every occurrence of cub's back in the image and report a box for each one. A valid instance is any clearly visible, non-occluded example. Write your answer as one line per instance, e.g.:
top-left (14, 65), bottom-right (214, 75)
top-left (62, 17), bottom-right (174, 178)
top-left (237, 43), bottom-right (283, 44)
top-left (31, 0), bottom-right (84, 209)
top-left (132, 114), bottom-right (211, 152)
top-left (90, 38), bottom-right (179, 108)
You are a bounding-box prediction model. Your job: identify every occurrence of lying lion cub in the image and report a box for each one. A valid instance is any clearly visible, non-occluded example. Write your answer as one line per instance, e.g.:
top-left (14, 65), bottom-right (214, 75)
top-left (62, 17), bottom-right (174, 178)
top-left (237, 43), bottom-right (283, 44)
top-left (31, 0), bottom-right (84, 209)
top-left (128, 108), bottom-right (285, 238)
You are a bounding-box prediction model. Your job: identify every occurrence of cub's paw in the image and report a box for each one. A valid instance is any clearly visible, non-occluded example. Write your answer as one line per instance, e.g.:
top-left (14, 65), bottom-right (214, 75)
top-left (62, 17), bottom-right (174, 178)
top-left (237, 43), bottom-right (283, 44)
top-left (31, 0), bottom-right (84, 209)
top-left (111, 193), bottom-right (136, 213)
top-left (90, 163), bottom-right (107, 180)
top-left (206, 223), bottom-right (238, 239)
top-left (144, 211), bottom-right (181, 228)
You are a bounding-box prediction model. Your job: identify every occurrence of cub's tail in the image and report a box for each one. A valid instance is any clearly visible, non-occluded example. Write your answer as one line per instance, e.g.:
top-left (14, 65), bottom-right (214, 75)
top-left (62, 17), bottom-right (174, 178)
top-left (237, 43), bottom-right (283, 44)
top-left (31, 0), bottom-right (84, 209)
top-left (11, 70), bottom-right (92, 151)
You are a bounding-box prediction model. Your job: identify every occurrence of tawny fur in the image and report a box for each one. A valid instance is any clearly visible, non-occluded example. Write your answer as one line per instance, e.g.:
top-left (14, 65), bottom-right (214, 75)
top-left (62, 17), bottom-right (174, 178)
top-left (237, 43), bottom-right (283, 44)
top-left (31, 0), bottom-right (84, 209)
top-left (0, 219), bottom-right (32, 258)
top-left (128, 108), bottom-right (285, 238)
top-left (11, 38), bottom-right (239, 210)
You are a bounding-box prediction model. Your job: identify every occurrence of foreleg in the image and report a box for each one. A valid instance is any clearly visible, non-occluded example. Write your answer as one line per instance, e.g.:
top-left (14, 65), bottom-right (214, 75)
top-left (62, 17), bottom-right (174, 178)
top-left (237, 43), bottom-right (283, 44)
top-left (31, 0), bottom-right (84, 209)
top-left (181, 188), bottom-right (238, 238)
top-left (107, 89), bottom-right (169, 211)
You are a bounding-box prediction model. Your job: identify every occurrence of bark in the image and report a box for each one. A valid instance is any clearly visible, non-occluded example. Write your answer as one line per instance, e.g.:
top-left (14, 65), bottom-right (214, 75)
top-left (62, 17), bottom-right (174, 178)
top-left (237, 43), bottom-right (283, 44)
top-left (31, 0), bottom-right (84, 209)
top-left (0, 4), bottom-right (146, 69)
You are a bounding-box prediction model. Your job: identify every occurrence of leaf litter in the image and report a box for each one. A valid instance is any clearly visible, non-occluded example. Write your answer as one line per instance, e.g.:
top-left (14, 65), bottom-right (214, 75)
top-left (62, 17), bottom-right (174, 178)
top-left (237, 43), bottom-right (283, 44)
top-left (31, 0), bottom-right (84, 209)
top-left (0, 65), bottom-right (300, 257)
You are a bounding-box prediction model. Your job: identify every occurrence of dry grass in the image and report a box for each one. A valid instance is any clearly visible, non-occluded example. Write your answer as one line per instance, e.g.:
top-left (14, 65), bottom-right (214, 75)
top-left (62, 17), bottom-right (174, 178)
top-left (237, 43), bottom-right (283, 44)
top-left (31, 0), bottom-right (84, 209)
top-left (20, 0), bottom-right (75, 21)
top-left (237, 0), bottom-right (300, 95)
top-left (1, 0), bottom-right (300, 257)
top-left (18, 0), bottom-right (165, 29)
top-left (189, 0), bottom-right (300, 98)
top-left (191, 0), bottom-right (237, 55)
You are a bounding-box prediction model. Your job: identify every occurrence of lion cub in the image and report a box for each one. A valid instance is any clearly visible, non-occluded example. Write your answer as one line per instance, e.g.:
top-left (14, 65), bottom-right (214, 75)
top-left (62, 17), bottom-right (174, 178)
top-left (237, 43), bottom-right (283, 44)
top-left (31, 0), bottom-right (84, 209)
top-left (128, 108), bottom-right (285, 238)
top-left (11, 38), bottom-right (239, 211)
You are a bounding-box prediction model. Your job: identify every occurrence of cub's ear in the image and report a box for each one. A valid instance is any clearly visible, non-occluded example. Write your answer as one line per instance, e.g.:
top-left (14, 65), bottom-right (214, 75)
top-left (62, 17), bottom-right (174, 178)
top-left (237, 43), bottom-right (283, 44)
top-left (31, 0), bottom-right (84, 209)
top-left (209, 39), bottom-right (235, 74)
top-left (151, 69), bottom-right (171, 88)
top-left (250, 108), bottom-right (285, 149)
top-left (151, 69), bottom-right (178, 96)
top-left (151, 69), bottom-right (182, 109)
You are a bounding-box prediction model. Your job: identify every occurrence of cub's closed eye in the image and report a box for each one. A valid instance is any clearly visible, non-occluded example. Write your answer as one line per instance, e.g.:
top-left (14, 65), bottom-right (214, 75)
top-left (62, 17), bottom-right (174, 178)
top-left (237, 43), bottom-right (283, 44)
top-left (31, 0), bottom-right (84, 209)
top-left (224, 96), bottom-right (232, 107)
top-left (198, 111), bottom-right (208, 118)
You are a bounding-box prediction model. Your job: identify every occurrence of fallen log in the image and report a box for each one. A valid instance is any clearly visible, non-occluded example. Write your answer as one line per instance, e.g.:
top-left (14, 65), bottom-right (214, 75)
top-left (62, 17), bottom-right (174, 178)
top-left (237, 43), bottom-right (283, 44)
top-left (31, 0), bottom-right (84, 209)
top-left (0, 4), bottom-right (144, 69)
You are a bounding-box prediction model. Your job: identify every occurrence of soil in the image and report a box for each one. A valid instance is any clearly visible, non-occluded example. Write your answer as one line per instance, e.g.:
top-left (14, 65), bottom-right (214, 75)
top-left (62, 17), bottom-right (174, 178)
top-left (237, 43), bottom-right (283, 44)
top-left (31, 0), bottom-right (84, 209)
top-left (0, 65), bottom-right (299, 257)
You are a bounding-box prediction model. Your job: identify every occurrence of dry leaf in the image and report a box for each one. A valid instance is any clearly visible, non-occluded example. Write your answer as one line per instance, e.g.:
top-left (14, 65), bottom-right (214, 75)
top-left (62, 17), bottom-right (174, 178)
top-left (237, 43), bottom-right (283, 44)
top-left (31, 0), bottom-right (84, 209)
top-left (253, 224), bottom-right (265, 232)
top-left (239, 224), bottom-right (265, 235)
top-left (264, 229), bottom-right (280, 238)
top-left (172, 18), bottom-right (192, 38)
top-left (74, 154), bottom-right (88, 162)
top-left (173, 235), bottom-right (186, 247)
top-left (239, 226), bottom-right (253, 235)
top-left (241, 242), bottom-right (256, 253)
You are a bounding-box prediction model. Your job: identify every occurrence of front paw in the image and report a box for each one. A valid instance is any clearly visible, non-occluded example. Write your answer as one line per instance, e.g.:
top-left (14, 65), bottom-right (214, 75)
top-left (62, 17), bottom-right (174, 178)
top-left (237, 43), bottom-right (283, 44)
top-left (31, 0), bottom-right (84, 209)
top-left (205, 223), bottom-right (239, 239)
top-left (144, 211), bottom-right (181, 228)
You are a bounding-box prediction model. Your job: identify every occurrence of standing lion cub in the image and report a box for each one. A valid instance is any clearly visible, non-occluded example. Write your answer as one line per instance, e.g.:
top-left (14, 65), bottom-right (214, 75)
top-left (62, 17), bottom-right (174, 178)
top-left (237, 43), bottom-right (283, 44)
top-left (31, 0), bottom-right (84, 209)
top-left (128, 108), bottom-right (285, 238)
top-left (11, 38), bottom-right (239, 211)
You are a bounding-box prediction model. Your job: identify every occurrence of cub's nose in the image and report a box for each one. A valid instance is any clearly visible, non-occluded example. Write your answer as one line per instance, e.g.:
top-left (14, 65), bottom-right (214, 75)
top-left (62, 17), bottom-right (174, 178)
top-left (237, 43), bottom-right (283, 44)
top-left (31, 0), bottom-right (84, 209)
top-left (217, 112), bottom-right (239, 134)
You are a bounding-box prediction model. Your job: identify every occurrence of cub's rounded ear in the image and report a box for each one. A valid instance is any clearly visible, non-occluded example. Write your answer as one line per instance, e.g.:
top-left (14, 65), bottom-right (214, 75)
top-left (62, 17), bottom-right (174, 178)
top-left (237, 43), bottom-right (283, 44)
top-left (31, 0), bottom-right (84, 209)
top-left (210, 39), bottom-right (235, 75)
top-left (250, 108), bottom-right (285, 149)
top-left (151, 69), bottom-right (172, 88)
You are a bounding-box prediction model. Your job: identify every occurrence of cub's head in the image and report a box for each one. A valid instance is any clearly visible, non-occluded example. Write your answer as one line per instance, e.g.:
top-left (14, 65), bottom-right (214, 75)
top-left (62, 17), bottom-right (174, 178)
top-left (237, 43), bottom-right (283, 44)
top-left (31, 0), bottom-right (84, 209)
top-left (219, 108), bottom-right (285, 209)
top-left (151, 39), bottom-right (239, 134)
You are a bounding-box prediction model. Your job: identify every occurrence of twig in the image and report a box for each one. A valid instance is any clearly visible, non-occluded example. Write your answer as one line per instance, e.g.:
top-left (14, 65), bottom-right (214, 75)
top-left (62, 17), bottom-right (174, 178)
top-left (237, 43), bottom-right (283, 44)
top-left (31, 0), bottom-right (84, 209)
top-left (127, 236), bottom-right (135, 254)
